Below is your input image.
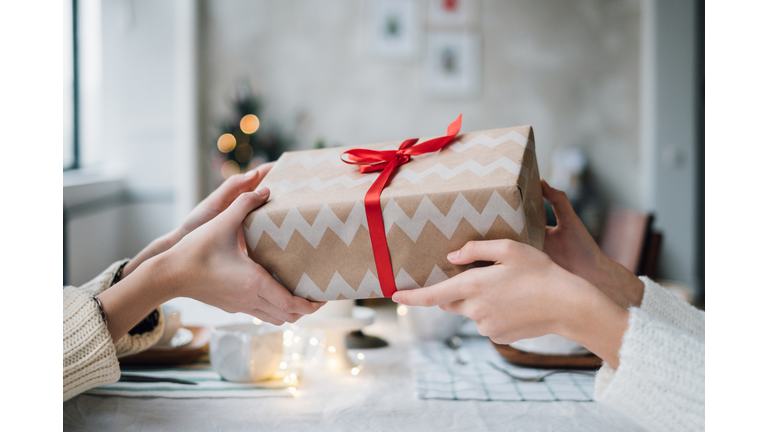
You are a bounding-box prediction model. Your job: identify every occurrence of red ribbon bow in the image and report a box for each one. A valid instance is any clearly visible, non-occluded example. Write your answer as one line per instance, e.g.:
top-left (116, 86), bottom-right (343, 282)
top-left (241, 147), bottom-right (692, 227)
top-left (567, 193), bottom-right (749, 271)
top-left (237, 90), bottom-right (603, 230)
top-left (340, 114), bottom-right (463, 297)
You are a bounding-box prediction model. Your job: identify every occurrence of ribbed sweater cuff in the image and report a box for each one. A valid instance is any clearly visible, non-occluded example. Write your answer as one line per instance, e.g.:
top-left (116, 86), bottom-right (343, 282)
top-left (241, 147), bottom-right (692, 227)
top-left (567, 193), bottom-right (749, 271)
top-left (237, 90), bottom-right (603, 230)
top-left (639, 276), bottom-right (705, 338)
top-left (63, 287), bottom-right (120, 401)
top-left (594, 307), bottom-right (705, 432)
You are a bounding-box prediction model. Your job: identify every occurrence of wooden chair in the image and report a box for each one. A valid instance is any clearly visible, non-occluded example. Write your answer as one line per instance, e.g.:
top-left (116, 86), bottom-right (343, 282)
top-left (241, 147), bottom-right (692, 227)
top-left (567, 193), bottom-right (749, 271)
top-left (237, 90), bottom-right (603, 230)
top-left (599, 208), bottom-right (662, 279)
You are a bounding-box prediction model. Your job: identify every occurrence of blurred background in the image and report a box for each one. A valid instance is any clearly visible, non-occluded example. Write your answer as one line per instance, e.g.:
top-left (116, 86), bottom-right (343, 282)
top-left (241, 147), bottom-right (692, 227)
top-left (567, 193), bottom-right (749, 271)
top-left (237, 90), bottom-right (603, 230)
top-left (63, 0), bottom-right (703, 304)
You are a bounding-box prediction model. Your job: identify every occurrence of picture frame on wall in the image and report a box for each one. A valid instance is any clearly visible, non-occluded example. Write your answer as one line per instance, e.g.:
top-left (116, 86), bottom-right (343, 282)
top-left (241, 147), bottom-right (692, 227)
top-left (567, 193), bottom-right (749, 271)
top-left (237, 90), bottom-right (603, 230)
top-left (423, 31), bottom-right (481, 98)
top-left (426, 0), bottom-right (479, 29)
top-left (367, 0), bottom-right (419, 59)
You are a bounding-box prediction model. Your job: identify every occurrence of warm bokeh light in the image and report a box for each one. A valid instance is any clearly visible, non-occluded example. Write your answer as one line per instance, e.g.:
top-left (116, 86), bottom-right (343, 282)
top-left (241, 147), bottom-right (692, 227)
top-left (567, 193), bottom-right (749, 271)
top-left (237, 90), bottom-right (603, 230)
top-left (220, 160), bottom-right (240, 179)
top-left (288, 387), bottom-right (297, 395)
top-left (284, 339), bottom-right (292, 347)
top-left (280, 362), bottom-right (287, 370)
top-left (235, 143), bottom-right (253, 163)
top-left (217, 133), bottom-right (237, 153)
top-left (290, 373), bottom-right (297, 380)
top-left (240, 114), bottom-right (260, 134)
top-left (284, 330), bottom-right (294, 340)
top-left (351, 367), bottom-right (360, 376)
top-left (327, 346), bottom-right (336, 353)
top-left (397, 305), bottom-right (408, 316)
top-left (357, 353), bottom-right (365, 361)
top-left (309, 338), bottom-right (318, 346)
top-left (253, 318), bottom-right (262, 325)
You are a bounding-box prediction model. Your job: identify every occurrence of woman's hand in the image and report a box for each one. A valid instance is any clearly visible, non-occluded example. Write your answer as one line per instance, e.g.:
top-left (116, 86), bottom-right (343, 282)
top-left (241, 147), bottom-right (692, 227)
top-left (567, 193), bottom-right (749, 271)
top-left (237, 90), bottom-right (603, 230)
top-left (98, 185), bottom-right (325, 342)
top-left (121, 163), bottom-right (275, 279)
top-left (541, 179), bottom-right (645, 309)
top-left (159, 188), bottom-right (325, 325)
top-left (392, 239), bottom-right (628, 369)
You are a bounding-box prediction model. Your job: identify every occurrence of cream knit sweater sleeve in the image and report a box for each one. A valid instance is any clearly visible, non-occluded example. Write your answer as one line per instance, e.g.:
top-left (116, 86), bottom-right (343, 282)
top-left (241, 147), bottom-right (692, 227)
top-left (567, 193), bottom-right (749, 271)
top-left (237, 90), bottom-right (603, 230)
top-left (593, 278), bottom-right (705, 431)
top-left (63, 260), bottom-right (164, 401)
top-left (63, 286), bottom-right (120, 401)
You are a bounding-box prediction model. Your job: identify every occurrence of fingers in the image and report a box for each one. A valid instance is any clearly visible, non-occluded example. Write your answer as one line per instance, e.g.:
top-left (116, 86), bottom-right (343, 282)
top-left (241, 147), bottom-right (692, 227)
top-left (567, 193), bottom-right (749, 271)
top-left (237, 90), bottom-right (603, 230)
top-left (205, 163), bottom-right (275, 211)
top-left (392, 274), bottom-right (470, 306)
top-left (219, 189), bottom-right (271, 227)
top-left (540, 179), bottom-right (578, 227)
top-left (250, 267), bottom-right (325, 321)
top-left (447, 239), bottom-right (518, 265)
top-left (250, 309), bottom-right (286, 326)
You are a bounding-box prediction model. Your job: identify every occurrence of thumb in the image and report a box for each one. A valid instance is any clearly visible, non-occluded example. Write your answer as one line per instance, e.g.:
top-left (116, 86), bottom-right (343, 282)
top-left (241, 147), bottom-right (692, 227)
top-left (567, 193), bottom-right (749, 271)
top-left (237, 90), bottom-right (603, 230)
top-left (220, 188), bottom-right (271, 227)
top-left (540, 179), bottom-right (578, 227)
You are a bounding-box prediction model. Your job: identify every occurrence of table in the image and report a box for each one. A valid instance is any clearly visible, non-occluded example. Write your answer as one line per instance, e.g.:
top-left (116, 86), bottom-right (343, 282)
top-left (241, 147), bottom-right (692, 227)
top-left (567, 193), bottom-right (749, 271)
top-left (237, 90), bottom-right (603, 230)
top-left (63, 302), bottom-right (644, 431)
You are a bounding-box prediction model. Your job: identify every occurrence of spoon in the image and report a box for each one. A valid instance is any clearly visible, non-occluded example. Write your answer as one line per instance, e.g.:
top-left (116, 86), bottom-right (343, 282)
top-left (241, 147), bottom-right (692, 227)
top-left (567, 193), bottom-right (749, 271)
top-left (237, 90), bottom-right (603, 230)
top-left (487, 361), bottom-right (595, 382)
top-left (444, 335), bottom-right (467, 365)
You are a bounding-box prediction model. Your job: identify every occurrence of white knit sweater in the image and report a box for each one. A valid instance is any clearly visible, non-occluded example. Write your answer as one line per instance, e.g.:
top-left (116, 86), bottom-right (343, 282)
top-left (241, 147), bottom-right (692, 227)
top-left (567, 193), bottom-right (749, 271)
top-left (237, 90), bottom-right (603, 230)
top-left (594, 276), bottom-right (705, 431)
top-left (63, 260), bottom-right (164, 401)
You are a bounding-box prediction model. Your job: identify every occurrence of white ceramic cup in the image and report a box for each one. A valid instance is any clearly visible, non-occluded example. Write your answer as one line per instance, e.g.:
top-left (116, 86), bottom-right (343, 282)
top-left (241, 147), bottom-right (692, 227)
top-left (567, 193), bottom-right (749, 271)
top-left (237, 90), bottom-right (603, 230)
top-left (210, 324), bottom-right (284, 382)
top-left (156, 305), bottom-right (182, 346)
top-left (398, 305), bottom-right (467, 341)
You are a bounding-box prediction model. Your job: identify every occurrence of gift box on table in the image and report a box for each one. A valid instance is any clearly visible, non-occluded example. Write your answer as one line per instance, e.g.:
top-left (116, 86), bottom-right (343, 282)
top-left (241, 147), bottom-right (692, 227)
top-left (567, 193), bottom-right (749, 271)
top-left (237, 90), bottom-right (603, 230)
top-left (243, 117), bottom-right (546, 301)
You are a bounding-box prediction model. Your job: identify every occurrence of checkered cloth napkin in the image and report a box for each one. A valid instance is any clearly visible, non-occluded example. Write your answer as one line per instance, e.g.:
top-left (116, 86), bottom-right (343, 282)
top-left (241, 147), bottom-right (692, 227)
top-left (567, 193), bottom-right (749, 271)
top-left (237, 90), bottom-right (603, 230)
top-left (410, 337), bottom-right (595, 401)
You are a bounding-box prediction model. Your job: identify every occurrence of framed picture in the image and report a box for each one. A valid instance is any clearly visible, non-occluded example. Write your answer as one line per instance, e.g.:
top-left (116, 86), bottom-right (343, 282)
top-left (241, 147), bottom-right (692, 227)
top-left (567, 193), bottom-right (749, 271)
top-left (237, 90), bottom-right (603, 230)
top-left (426, 0), bottom-right (478, 29)
top-left (367, 0), bottom-right (419, 59)
top-left (423, 31), bottom-right (481, 98)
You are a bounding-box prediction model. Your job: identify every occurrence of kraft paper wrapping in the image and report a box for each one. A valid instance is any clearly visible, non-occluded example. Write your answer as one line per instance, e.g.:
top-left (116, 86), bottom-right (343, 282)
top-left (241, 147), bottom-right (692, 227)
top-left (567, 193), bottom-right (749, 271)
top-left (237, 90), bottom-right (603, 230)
top-left (242, 125), bottom-right (546, 301)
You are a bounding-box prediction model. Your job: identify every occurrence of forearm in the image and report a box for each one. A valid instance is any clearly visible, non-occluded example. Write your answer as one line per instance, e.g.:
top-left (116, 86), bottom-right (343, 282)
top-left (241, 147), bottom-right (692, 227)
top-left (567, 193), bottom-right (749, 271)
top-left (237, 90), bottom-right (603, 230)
top-left (121, 230), bottom-right (181, 279)
top-left (97, 253), bottom-right (177, 342)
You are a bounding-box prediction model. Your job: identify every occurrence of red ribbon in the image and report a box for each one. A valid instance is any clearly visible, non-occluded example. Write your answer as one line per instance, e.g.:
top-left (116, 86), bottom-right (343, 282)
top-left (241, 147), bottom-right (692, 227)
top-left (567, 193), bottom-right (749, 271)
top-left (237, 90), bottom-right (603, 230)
top-left (340, 114), bottom-right (463, 297)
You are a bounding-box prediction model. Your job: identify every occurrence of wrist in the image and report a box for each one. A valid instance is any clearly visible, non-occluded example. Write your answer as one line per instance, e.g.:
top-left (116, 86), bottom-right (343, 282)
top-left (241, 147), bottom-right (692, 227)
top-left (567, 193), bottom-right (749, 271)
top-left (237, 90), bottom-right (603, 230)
top-left (560, 276), bottom-right (629, 369)
top-left (593, 255), bottom-right (645, 308)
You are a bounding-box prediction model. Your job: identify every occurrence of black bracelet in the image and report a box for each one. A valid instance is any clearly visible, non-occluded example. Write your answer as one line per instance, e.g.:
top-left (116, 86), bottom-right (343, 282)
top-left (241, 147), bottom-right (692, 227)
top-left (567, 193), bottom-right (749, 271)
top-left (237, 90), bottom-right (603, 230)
top-left (111, 261), bottom-right (128, 287)
top-left (92, 295), bottom-right (108, 328)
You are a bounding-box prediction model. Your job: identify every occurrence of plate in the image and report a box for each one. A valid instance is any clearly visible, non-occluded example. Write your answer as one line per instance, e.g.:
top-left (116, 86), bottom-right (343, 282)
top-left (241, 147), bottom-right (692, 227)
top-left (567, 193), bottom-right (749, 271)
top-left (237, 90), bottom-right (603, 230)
top-left (119, 326), bottom-right (211, 367)
top-left (491, 341), bottom-right (603, 370)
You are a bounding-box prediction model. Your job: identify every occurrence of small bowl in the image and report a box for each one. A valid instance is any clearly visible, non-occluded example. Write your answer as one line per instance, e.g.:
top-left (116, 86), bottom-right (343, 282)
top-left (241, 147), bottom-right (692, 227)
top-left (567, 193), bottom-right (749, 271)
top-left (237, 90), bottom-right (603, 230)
top-left (210, 324), bottom-right (283, 382)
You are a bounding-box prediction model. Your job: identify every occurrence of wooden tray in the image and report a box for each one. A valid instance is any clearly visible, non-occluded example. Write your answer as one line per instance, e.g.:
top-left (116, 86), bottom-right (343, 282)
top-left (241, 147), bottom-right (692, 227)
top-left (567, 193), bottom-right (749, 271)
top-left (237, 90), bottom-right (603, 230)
top-left (119, 326), bottom-right (210, 367)
top-left (491, 341), bottom-right (603, 370)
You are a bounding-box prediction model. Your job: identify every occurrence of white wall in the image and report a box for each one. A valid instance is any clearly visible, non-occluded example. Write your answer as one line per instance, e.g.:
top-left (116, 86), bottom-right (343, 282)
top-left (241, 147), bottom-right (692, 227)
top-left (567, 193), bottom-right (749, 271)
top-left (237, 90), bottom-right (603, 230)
top-left (199, 0), bottom-right (642, 209)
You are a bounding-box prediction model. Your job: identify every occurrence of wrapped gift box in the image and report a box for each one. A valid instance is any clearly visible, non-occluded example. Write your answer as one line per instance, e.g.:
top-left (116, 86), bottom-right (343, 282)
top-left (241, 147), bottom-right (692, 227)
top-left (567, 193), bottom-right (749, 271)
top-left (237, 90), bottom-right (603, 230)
top-left (243, 124), bottom-right (546, 301)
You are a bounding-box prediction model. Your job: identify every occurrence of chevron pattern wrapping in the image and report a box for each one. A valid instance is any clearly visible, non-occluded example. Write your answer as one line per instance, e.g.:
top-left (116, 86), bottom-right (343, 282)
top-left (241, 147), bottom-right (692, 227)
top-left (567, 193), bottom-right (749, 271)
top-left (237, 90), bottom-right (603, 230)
top-left (243, 125), bottom-right (547, 301)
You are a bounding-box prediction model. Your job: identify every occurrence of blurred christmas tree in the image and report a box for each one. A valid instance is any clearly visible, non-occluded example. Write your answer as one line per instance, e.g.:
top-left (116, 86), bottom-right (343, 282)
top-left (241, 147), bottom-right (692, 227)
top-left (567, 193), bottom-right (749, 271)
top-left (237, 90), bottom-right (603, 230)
top-left (214, 83), bottom-right (293, 178)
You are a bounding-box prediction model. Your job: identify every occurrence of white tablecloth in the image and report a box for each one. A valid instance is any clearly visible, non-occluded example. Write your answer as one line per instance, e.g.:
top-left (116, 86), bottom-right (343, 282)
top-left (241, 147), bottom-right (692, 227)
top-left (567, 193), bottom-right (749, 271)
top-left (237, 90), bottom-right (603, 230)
top-left (63, 302), bottom-right (644, 431)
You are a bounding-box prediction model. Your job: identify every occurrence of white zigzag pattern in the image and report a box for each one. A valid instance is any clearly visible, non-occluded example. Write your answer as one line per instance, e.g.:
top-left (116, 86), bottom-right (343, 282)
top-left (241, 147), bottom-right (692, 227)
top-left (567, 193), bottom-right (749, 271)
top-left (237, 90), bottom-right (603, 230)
top-left (294, 270), bottom-right (383, 300)
top-left (292, 265), bottom-right (450, 300)
top-left (383, 191), bottom-right (525, 241)
top-left (244, 191), bottom-right (525, 251)
top-left (265, 158), bottom-right (524, 194)
top-left (448, 130), bottom-right (531, 152)
top-left (246, 201), bottom-right (368, 250)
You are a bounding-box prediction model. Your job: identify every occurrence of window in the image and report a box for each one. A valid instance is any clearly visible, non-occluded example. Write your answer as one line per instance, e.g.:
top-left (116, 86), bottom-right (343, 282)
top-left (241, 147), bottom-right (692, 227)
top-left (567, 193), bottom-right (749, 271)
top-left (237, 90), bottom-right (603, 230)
top-left (63, 0), bottom-right (101, 171)
top-left (64, 0), bottom-right (77, 169)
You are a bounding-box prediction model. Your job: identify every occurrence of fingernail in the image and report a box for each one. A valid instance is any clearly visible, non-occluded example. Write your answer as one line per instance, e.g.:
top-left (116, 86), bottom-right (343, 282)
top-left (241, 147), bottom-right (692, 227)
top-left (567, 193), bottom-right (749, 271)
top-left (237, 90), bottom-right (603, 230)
top-left (245, 168), bottom-right (259, 178)
top-left (392, 293), bottom-right (401, 303)
top-left (256, 187), bottom-right (269, 197)
top-left (447, 250), bottom-right (460, 261)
